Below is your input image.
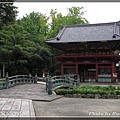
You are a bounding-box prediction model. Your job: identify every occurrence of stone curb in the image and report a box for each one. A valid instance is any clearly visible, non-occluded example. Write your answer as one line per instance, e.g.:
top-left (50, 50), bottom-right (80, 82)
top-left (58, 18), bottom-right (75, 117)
top-left (64, 94), bottom-right (120, 99)
top-left (32, 95), bottom-right (64, 102)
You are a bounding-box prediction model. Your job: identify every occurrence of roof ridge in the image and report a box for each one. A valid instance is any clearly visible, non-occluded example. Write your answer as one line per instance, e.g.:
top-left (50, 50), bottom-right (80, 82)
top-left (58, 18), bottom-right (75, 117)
top-left (63, 21), bottom-right (116, 28)
top-left (56, 26), bottom-right (66, 40)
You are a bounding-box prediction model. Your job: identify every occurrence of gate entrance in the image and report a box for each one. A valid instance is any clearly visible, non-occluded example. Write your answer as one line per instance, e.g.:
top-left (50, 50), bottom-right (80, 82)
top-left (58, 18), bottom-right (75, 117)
top-left (79, 65), bottom-right (96, 82)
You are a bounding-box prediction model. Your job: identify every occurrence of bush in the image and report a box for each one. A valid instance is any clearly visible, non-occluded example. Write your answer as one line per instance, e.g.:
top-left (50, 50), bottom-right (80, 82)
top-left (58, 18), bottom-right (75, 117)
top-left (92, 86), bottom-right (101, 90)
top-left (115, 90), bottom-right (120, 95)
top-left (107, 85), bottom-right (116, 90)
top-left (55, 89), bottom-right (67, 95)
top-left (55, 85), bottom-right (120, 96)
top-left (90, 89), bottom-right (99, 94)
top-left (117, 86), bottom-right (120, 90)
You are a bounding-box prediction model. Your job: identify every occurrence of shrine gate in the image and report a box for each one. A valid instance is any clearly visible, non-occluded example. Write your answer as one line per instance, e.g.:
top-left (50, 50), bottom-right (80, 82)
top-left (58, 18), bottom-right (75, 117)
top-left (45, 21), bottom-right (120, 82)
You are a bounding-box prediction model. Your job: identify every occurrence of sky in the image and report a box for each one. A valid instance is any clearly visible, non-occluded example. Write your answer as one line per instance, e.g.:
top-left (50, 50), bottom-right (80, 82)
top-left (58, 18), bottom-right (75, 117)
top-left (14, 2), bottom-right (120, 24)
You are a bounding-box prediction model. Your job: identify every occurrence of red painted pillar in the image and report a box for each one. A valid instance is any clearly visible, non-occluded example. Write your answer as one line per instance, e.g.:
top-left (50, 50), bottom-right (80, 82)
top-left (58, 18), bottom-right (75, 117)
top-left (112, 61), bottom-right (116, 82)
top-left (61, 63), bottom-right (64, 76)
top-left (96, 63), bottom-right (98, 82)
top-left (114, 62), bottom-right (116, 74)
top-left (76, 63), bottom-right (78, 76)
top-left (114, 62), bottom-right (116, 81)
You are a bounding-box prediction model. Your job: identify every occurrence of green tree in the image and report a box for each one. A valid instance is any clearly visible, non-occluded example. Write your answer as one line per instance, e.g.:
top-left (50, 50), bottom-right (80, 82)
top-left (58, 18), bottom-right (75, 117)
top-left (0, 1), bottom-right (18, 28)
top-left (0, 5), bottom-right (89, 77)
top-left (67, 6), bottom-right (88, 23)
top-left (0, 1), bottom-right (18, 77)
top-left (47, 6), bottom-right (88, 39)
top-left (19, 12), bottom-right (51, 76)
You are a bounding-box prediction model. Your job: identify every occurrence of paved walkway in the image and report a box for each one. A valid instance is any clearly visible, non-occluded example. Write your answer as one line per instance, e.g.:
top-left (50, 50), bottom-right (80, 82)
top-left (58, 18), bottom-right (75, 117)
top-left (0, 83), bottom-right (63, 101)
top-left (0, 83), bottom-right (62, 119)
top-left (33, 97), bottom-right (120, 117)
top-left (0, 98), bottom-right (35, 118)
top-left (0, 82), bottom-right (119, 119)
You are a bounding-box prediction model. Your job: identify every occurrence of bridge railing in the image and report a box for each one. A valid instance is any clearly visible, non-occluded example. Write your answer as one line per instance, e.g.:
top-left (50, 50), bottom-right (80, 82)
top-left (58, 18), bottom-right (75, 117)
top-left (0, 73), bottom-right (38, 90)
top-left (51, 76), bottom-right (80, 88)
top-left (0, 79), bottom-right (6, 90)
top-left (46, 74), bottom-right (80, 95)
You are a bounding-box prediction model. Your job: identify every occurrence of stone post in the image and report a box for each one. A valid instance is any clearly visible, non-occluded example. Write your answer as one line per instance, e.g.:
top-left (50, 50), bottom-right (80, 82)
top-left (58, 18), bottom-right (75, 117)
top-left (5, 72), bottom-right (9, 89)
top-left (46, 73), bottom-right (52, 95)
top-left (46, 73), bottom-right (49, 91)
top-left (77, 79), bottom-right (80, 88)
top-left (35, 73), bottom-right (37, 83)
top-left (29, 73), bottom-right (32, 77)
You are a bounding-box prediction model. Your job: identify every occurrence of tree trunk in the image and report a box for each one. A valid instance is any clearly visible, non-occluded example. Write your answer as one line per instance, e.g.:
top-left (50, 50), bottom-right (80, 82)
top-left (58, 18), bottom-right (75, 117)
top-left (3, 62), bottom-right (5, 78)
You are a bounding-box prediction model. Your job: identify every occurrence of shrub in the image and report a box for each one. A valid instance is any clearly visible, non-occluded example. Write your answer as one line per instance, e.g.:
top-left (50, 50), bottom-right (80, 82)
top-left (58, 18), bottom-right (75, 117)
top-left (117, 86), bottom-right (120, 90)
top-left (76, 89), bottom-right (84, 94)
top-left (90, 89), bottom-right (99, 94)
top-left (107, 85), bottom-right (116, 90)
top-left (92, 86), bottom-right (101, 90)
top-left (55, 89), bottom-right (67, 95)
top-left (115, 90), bottom-right (120, 95)
top-left (80, 85), bottom-right (91, 89)
top-left (55, 85), bottom-right (120, 96)
top-left (67, 88), bottom-right (74, 94)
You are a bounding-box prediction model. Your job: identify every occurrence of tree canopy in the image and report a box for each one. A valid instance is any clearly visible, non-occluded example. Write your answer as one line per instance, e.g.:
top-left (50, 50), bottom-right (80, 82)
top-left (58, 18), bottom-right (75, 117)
top-left (0, 1), bottom-right (18, 28)
top-left (0, 3), bottom-right (89, 77)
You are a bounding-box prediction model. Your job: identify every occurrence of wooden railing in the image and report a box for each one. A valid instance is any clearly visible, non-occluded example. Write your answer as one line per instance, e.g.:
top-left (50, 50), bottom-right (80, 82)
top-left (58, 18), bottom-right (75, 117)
top-left (46, 74), bottom-right (80, 95)
top-left (56, 52), bottom-right (116, 58)
top-left (0, 73), bottom-right (38, 90)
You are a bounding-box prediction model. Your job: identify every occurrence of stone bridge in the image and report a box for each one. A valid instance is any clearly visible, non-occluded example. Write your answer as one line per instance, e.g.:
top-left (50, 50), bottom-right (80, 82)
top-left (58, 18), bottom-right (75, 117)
top-left (46, 74), bottom-right (80, 95)
top-left (0, 83), bottom-right (62, 101)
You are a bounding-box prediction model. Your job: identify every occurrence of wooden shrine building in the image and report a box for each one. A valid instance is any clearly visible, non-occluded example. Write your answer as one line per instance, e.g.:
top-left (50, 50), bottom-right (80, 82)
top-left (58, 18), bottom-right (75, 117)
top-left (45, 21), bottom-right (120, 82)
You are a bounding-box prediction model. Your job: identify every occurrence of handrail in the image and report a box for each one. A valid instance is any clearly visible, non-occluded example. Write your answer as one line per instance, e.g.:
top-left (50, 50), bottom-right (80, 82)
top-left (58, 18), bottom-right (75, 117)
top-left (0, 74), bottom-right (38, 90)
top-left (46, 74), bottom-right (80, 95)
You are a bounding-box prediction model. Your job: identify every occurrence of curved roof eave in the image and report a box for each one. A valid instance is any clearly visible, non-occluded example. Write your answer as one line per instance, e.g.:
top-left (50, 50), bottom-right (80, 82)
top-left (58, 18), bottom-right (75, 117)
top-left (44, 21), bottom-right (120, 44)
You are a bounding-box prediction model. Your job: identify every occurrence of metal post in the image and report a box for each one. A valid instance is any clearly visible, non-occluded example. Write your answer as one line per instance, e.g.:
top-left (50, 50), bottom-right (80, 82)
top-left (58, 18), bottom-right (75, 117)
top-left (5, 72), bottom-right (9, 89)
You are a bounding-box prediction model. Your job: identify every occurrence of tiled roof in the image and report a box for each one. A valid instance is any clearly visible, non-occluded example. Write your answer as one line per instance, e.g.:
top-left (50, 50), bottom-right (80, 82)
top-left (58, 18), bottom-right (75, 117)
top-left (45, 21), bottom-right (120, 43)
